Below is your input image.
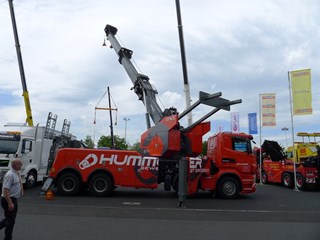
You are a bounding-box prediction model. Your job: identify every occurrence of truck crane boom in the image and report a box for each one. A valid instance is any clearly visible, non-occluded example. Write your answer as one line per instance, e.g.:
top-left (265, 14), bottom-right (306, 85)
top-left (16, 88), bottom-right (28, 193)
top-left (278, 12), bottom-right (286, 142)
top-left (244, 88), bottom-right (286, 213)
top-left (104, 24), bottom-right (242, 158)
top-left (105, 25), bottom-right (171, 129)
top-left (8, 0), bottom-right (33, 126)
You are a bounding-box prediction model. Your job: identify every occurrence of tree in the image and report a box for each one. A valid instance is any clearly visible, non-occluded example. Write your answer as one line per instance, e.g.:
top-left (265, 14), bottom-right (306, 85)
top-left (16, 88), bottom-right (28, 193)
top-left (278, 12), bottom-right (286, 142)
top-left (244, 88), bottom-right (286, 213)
top-left (129, 141), bottom-right (141, 152)
top-left (97, 135), bottom-right (128, 150)
top-left (202, 140), bottom-right (208, 156)
top-left (83, 135), bottom-right (94, 148)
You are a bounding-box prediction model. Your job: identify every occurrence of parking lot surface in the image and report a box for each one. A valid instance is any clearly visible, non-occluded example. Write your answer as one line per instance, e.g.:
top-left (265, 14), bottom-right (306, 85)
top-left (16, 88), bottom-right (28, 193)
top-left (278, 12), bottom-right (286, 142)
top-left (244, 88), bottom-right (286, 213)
top-left (8, 184), bottom-right (320, 240)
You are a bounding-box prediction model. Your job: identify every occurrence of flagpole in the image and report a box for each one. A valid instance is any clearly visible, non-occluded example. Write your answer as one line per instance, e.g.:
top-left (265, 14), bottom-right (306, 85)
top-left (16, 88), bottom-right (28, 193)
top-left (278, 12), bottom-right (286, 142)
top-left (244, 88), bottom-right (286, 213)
top-left (259, 94), bottom-right (263, 185)
top-left (288, 71), bottom-right (298, 191)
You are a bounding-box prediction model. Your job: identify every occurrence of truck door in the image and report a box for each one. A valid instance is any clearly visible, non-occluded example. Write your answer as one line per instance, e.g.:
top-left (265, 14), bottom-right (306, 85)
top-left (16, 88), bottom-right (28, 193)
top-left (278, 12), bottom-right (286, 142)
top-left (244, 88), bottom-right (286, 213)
top-left (20, 139), bottom-right (35, 169)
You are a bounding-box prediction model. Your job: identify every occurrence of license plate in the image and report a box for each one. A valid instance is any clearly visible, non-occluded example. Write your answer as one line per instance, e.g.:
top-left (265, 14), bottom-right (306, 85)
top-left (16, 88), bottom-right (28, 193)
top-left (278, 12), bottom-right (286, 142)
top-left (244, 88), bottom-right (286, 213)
top-left (306, 178), bottom-right (316, 183)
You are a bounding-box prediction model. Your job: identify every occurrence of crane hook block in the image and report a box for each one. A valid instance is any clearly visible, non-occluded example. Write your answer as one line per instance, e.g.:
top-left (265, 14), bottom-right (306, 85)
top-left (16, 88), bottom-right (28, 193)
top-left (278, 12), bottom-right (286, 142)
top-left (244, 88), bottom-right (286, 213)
top-left (105, 24), bottom-right (118, 36)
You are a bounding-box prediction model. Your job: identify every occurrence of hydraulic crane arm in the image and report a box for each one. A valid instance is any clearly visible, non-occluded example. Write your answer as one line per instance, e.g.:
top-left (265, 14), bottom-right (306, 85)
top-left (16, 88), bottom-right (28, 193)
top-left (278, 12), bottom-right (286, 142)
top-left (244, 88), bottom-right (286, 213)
top-left (105, 24), bottom-right (242, 158)
top-left (104, 25), bottom-right (173, 128)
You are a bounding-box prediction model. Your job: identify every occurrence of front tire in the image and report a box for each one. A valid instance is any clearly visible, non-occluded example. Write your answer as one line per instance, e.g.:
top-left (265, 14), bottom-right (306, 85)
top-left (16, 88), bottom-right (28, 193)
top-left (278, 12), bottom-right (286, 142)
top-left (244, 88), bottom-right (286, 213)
top-left (89, 173), bottom-right (113, 197)
top-left (217, 176), bottom-right (241, 199)
top-left (25, 170), bottom-right (37, 189)
top-left (57, 172), bottom-right (81, 196)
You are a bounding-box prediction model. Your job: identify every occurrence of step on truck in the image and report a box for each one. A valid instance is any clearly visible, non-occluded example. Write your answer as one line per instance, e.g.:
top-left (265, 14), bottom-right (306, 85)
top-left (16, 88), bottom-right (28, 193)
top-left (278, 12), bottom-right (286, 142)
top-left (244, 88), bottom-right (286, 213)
top-left (41, 24), bottom-right (256, 199)
top-left (257, 140), bottom-right (319, 190)
top-left (0, 112), bottom-right (80, 188)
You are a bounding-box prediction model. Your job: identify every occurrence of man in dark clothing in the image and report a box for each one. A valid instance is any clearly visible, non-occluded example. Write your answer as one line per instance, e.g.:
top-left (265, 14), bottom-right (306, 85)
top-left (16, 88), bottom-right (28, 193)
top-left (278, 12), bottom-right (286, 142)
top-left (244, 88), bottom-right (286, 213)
top-left (0, 159), bottom-right (23, 240)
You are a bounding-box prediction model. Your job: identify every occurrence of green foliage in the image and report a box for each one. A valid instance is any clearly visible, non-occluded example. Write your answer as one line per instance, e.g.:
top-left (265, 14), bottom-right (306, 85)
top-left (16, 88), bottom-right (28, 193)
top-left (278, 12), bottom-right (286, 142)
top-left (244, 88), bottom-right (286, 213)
top-left (97, 135), bottom-right (128, 150)
top-left (129, 141), bottom-right (141, 151)
top-left (202, 140), bottom-right (208, 156)
top-left (83, 135), bottom-right (94, 148)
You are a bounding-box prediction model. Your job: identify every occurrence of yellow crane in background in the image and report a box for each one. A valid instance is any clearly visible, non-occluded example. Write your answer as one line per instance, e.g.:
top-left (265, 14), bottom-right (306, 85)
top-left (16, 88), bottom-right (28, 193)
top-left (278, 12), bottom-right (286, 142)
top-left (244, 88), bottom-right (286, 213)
top-left (8, 0), bottom-right (33, 126)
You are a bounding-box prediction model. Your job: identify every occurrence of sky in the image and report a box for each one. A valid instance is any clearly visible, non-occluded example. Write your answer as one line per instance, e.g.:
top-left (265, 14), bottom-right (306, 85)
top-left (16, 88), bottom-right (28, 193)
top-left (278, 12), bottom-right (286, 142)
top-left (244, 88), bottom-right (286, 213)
top-left (0, 0), bottom-right (319, 148)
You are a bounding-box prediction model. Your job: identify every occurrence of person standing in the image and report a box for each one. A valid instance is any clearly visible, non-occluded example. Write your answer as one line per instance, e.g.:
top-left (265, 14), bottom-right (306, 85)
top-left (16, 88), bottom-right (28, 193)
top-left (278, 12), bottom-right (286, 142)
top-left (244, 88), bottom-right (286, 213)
top-left (0, 159), bottom-right (23, 240)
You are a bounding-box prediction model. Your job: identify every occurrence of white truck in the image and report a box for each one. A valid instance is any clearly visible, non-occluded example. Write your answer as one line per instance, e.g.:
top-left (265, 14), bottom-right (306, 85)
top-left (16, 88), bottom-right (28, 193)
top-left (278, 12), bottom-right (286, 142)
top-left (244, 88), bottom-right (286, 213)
top-left (0, 112), bottom-right (79, 188)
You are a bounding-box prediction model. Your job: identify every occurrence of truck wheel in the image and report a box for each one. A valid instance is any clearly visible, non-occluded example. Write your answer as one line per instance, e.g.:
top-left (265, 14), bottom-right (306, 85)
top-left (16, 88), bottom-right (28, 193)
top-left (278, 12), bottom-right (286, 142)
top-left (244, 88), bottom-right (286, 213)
top-left (57, 172), bottom-right (81, 196)
top-left (261, 171), bottom-right (268, 184)
top-left (25, 170), bottom-right (37, 189)
top-left (296, 174), bottom-right (305, 191)
top-left (217, 176), bottom-right (240, 199)
top-left (89, 173), bottom-right (113, 197)
top-left (282, 173), bottom-right (293, 188)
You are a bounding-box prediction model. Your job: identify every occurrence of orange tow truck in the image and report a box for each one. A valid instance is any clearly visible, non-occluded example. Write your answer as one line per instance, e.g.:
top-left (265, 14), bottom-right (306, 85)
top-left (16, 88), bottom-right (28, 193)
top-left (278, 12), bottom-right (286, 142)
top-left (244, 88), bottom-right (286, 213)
top-left (258, 140), bottom-right (319, 190)
top-left (41, 24), bottom-right (256, 199)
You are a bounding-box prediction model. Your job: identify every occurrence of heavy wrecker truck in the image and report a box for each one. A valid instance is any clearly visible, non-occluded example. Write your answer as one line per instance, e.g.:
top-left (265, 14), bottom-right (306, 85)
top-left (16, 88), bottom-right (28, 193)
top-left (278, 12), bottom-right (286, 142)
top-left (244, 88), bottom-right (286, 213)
top-left (41, 24), bottom-right (256, 199)
top-left (257, 140), bottom-right (319, 190)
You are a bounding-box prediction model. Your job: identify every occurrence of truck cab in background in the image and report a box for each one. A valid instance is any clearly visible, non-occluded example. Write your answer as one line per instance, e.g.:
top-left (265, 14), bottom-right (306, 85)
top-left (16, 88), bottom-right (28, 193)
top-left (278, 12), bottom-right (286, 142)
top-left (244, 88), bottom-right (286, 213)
top-left (286, 132), bottom-right (320, 163)
top-left (0, 126), bottom-right (56, 188)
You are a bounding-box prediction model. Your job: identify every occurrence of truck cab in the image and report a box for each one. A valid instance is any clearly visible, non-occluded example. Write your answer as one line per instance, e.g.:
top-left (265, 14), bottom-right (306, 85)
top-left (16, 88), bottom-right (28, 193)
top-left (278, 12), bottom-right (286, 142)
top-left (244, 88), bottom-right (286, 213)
top-left (0, 127), bottom-right (53, 188)
top-left (199, 132), bottom-right (256, 198)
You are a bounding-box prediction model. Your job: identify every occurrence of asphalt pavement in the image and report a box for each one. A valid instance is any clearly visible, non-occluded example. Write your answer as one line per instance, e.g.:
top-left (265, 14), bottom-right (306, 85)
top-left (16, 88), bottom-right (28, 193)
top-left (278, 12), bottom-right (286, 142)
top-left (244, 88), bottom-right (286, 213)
top-left (3, 183), bottom-right (320, 240)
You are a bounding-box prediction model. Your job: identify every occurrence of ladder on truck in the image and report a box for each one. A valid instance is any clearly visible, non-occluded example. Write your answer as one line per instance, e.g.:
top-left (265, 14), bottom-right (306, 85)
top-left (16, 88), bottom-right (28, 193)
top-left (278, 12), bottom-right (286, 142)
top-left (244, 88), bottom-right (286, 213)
top-left (46, 116), bottom-right (72, 175)
top-left (44, 112), bottom-right (58, 139)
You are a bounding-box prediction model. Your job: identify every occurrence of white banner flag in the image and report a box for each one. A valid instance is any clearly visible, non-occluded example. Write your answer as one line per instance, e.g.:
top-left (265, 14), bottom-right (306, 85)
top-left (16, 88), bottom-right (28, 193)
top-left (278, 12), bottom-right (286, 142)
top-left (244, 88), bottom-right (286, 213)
top-left (231, 112), bottom-right (240, 133)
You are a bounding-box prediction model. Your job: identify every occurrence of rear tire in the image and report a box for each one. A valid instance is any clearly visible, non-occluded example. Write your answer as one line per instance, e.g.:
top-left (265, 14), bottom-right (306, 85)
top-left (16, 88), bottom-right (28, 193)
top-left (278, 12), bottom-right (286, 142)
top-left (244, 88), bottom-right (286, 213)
top-left (217, 176), bottom-right (240, 199)
top-left (57, 172), bottom-right (81, 196)
top-left (282, 172), bottom-right (293, 188)
top-left (89, 173), bottom-right (113, 197)
top-left (296, 173), bottom-right (305, 191)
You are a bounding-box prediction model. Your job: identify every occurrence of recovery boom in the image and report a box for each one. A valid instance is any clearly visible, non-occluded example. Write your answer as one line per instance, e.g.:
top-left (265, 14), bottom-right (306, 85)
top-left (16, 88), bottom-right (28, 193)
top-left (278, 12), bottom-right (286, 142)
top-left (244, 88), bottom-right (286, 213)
top-left (104, 24), bottom-right (242, 158)
top-left (105, 25), bottom-right (169, 128)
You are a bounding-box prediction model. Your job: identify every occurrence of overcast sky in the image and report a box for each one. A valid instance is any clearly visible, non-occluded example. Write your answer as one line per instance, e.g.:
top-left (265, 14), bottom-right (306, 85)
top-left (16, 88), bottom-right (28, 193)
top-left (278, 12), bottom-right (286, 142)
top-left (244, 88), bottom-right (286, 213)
top-left (0, 0), bottom-right (319, 148)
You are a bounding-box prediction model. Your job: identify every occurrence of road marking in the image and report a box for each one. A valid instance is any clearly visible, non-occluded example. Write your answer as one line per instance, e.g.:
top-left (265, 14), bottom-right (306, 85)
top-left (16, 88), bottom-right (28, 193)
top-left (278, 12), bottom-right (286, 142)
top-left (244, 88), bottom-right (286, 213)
top-left (20, 202), bottom-right (320, 215)
top-left (122, 202), bottom-right (141, 206)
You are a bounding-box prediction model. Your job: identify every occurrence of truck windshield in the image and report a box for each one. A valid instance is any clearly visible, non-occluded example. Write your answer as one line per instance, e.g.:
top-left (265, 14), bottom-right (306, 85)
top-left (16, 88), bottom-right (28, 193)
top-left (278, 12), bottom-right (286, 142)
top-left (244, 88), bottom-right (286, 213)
top-left (0, 133), bottom-right (20, 154)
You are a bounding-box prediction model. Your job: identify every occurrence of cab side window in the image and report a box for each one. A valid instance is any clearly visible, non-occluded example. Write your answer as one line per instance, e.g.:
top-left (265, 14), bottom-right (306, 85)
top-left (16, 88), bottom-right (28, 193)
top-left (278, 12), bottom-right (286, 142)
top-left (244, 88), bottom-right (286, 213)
top-left (22, 139), bottom-right (32, 154)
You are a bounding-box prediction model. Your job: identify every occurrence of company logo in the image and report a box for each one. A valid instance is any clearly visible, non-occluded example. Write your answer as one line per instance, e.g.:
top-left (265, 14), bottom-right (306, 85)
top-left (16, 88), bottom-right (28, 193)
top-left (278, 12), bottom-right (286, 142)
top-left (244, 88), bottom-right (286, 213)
top-left (79, 153), bottom-right (159, 170)
top-left (189, 157), bottom-right (209, 173)
top-left (79, 154), bottom-right (98, 170)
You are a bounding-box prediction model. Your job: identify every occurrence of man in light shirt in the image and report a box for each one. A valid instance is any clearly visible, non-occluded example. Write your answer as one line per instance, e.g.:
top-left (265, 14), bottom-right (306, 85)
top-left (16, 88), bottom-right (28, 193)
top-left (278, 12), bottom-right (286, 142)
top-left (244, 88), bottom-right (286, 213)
top-left (0, 159), bottom-right (23, 240)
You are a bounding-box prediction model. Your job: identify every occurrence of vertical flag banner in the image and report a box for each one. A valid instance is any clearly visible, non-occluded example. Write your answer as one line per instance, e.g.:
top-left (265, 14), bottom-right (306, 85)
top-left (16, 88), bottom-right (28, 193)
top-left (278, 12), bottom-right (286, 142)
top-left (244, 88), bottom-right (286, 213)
top-left (217, 125), bottom-right (223, 133)
top-left (231, 112), bottom-right (240, 133)
top-left (248, 113), bottom-right (258, 134)
top-left (290, 69), bottom-right (312, 115)
top-left (261, 93), bottom-right (276, 127)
